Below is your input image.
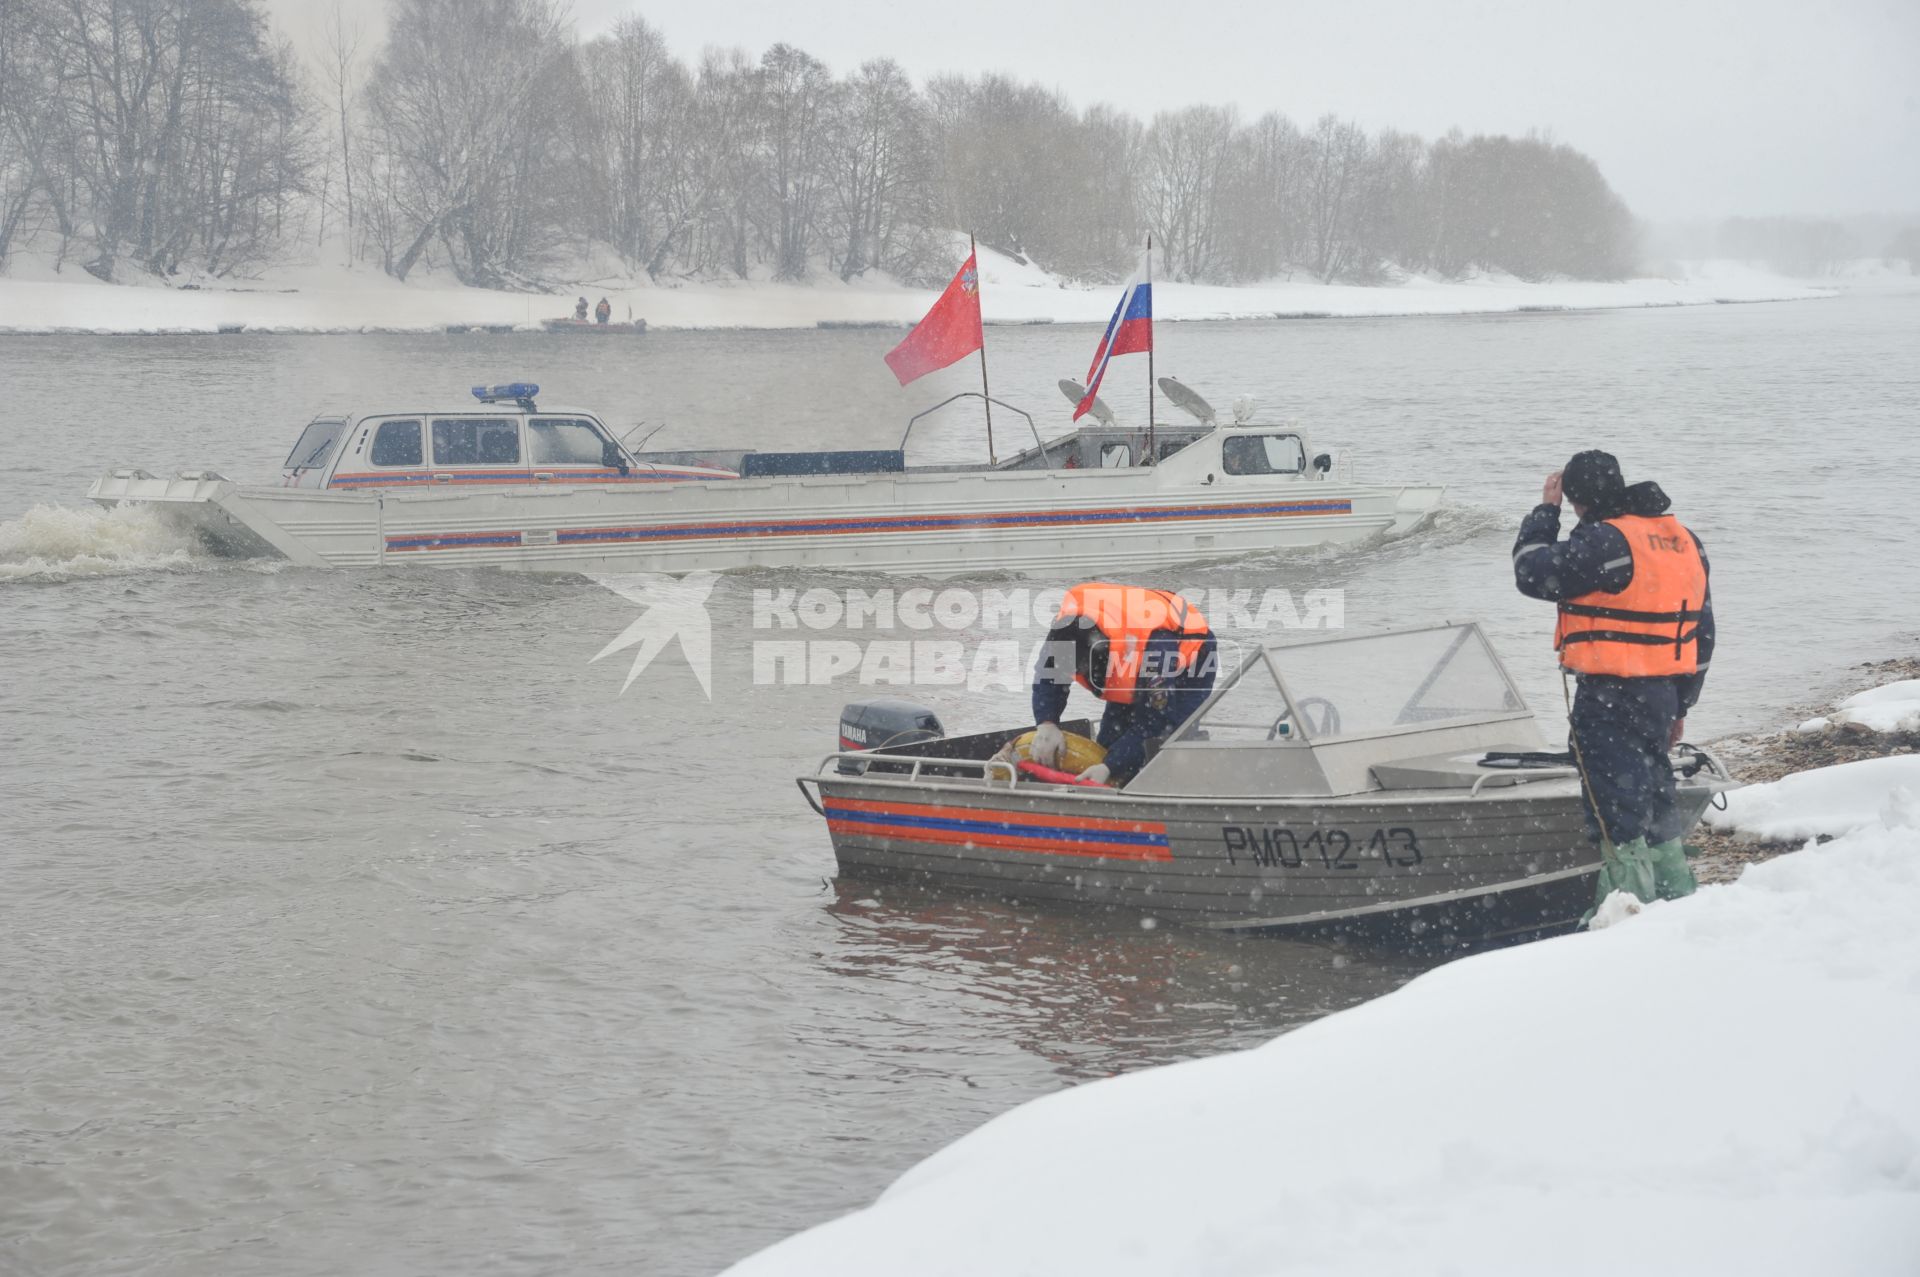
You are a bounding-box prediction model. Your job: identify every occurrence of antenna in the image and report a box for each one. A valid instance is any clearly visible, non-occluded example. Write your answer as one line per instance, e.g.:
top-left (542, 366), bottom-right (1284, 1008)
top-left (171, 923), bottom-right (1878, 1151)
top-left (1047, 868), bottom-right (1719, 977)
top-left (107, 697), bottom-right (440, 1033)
top-left (1156, 376), bottom-right (1216, 426)
top-left (1057, 378), bottom-right (1116, 427)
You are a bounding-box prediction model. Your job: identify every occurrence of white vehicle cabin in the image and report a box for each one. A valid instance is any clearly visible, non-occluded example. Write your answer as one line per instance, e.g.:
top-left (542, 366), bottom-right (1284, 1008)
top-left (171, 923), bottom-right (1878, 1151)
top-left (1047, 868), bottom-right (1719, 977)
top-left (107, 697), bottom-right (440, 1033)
top-left (280, 384), bottom-right (738, 491)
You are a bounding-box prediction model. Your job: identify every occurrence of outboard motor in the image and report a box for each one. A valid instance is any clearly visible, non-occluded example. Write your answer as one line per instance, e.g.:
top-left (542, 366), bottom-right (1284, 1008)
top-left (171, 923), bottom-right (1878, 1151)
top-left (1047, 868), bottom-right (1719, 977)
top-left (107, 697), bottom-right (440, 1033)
top-left (838, 699), bottom-right (943, 773)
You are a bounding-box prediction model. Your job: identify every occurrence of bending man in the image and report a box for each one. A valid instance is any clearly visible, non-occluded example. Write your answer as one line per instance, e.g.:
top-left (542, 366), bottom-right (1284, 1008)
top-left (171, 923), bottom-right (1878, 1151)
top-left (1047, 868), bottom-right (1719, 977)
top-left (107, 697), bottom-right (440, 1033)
top-left (1029, 583), bottom-right (1217, 785)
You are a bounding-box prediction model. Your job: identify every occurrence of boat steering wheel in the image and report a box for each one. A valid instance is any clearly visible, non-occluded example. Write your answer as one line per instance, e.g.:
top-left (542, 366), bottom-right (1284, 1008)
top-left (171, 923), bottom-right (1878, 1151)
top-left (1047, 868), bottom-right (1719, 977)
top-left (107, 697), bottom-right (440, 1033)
top-left (1267, 696), bottom-right (1342, 740)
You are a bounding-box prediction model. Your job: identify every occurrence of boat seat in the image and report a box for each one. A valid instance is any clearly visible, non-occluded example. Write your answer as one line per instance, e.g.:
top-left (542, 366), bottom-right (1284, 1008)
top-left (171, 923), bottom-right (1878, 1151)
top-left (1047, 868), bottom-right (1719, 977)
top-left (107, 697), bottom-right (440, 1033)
top-left (1371, 749), bottom-right (1575, 791)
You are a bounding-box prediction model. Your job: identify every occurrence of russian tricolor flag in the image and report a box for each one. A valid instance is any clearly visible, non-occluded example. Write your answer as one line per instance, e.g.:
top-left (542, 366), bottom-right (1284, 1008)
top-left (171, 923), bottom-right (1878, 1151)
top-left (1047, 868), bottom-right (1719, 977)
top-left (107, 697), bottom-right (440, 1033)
top-left (1074, 253), bottom-right (1152, 421)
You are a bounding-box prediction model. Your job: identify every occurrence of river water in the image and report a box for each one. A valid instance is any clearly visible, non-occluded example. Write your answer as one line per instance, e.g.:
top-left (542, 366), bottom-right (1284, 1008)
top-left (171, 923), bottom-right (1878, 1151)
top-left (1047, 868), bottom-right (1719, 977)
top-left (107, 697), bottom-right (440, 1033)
top-left (2, 292), bottom-right (1916, 1275)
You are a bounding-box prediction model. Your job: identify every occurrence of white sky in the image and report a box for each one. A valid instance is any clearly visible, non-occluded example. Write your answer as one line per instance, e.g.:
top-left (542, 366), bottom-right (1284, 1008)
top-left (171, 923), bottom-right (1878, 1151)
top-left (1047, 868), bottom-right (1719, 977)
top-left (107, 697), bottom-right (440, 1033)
top-left (274, 0), bottom-right (1920, 222)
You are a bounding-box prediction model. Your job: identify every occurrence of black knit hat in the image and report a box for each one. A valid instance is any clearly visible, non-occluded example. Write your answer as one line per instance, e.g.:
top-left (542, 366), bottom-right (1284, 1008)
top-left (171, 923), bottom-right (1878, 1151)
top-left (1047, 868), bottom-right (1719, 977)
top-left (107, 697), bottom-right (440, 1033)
top-left (1562, 450), bottom-right (1624, 508)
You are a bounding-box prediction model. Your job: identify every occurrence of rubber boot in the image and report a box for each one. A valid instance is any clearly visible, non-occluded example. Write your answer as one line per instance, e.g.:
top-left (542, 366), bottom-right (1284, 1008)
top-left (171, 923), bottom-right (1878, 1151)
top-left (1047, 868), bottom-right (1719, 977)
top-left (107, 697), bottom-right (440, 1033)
top-left (1581, 837), bottom-right (1660, 926)
top-left (1648, 837), bottom-right (1697, 900)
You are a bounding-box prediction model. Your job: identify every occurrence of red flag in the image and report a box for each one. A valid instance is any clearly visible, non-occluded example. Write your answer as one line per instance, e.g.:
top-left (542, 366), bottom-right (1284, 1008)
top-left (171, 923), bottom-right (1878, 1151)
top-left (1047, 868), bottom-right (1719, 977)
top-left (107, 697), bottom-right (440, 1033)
top-left (884, 253), bottom-right (983, 385)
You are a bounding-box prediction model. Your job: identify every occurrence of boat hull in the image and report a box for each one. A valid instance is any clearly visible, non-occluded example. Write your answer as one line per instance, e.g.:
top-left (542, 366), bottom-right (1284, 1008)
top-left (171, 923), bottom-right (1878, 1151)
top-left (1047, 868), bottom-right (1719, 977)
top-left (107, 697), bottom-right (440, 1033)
top-left (804, 770), bottom-right (1720, 940)
top-left (541, 318), bottom-right (646, 333)
top-left (88, 468), bottom-right (1445, 576)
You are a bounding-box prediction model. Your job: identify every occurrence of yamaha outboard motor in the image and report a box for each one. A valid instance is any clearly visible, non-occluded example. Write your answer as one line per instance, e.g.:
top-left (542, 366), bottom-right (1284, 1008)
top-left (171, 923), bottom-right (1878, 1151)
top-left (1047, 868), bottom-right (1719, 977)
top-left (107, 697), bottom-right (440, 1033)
top-left (838, 699), bottom-right (943, 773)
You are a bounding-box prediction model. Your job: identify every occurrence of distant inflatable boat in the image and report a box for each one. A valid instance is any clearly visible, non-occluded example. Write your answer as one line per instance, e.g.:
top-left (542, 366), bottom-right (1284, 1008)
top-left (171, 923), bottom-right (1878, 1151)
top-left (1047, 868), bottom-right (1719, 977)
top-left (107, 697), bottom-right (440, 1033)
top-left (541, 317), bottom-right (647, 333)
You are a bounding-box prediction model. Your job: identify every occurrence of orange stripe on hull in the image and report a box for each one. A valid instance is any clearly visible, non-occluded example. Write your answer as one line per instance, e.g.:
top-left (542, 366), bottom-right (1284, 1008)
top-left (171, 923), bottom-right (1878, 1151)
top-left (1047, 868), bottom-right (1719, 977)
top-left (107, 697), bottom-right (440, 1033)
top-left (826, 795), bottom-right (1166, 837)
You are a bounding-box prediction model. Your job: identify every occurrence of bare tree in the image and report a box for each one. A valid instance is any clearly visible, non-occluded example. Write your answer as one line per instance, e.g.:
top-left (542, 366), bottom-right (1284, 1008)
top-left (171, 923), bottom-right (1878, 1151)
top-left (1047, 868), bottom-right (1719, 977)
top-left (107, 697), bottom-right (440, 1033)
top-left (1218, 112), bottom-right (1308, 281)
top-left (757, 43), bottom-right (831, 280)
top-left (1887, 226), bottom-right (1920, 275)
top-left (1140, 105), bottom-right (1235, 281)
top-left (1420, 133), bottom-right (1635, 281)
top-left (0, 0), bottom-right (60, 266)
top-left (12, 0), bottom-right (312, 280)
top-left (1719, 215), bottom-right (1855, 277)
top-left (1351, 128), bottom-right (1426, 279)
top-left (577, 16), bottom-right (687, 277)
top-left (1302, 114), bottom-right (1368, 282)
top-left (927, 74), bottom-right (1098, 269)
top-left (684, 47), bottom-right (763, 279)
top-left (312, 0), bottom-right (361, 263)
top-left (826, 58), bottom-right (936, 281)
top-left (629, 53), bottom-right (737, 281)
top-left (1074, 104), bottom-right (1143, 275)
top-left (360, 0), bottom-right (576, 284)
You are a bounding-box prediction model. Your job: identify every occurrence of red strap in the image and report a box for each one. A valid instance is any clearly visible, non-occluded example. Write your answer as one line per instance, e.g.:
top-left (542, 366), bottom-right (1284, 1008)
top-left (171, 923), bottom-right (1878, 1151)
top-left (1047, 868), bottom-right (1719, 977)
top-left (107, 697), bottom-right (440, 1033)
top-left (1016, 760), bottom-right (1111, 788)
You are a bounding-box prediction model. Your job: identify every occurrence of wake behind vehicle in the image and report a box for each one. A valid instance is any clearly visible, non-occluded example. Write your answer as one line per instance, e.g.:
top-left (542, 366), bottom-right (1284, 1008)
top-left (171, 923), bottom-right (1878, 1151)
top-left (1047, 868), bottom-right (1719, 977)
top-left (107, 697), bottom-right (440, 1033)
top-left (87, 381), bottom-right (1443, 576)
top-left (798, 623), bottom-right (1737, 943)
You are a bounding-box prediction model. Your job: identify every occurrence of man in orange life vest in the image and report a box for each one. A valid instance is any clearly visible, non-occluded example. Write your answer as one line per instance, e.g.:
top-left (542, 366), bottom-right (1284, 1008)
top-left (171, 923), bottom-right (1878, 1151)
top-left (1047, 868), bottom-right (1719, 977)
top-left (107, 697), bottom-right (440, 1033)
top-left (1028, 583), bottom-right (1217, 786)
top-left (1513, 449), bottom-right (1715, 910)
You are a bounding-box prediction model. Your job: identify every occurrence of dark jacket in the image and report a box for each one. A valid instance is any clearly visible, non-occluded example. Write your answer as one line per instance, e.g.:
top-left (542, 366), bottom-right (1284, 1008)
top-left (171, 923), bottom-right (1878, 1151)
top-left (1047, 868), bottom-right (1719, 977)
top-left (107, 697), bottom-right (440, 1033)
top-left (1032, 624), bottom-right (1217, 776)
top-left (1513, 503), bottom-right (1715, 712)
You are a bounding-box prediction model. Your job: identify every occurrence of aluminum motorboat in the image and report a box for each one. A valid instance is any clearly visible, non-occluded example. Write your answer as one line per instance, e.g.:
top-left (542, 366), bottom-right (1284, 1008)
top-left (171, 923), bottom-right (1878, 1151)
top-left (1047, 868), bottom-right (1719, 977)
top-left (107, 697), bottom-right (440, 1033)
top-left (797, 623), bottom-right (1736, 942)
top-left (86, 381), bottom-right (1443, 577)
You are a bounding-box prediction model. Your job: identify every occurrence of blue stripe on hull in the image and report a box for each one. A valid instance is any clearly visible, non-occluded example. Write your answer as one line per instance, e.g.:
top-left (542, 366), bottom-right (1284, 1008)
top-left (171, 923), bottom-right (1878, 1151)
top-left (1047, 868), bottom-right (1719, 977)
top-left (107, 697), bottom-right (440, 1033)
top-left (554, 500), bottom-right (1355, 546)
top-left (381, 498), bottom-right (1360, 554)
top-left (825, 807), bottom-right (1170, 847)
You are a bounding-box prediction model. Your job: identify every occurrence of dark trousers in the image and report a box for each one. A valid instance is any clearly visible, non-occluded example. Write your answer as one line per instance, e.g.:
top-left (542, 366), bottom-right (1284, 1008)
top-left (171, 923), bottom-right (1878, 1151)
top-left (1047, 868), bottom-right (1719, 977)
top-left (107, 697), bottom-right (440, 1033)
top-left (1567, 674), bottom-right (1684, 846)
top-left (1094, 700), bottom-right (1177, 780)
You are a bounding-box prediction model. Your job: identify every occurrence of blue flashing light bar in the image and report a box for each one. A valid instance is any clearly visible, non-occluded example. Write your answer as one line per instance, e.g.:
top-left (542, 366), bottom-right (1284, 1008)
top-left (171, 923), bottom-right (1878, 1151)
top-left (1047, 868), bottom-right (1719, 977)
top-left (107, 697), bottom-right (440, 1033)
top-left (471, 382), bottom-right (540, 403)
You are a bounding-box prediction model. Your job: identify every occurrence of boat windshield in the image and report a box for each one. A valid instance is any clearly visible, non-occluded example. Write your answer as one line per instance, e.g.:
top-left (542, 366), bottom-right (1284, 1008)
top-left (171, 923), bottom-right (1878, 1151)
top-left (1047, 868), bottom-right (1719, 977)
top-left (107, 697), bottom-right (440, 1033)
top-left (284, 418), bottom-right (344, 471)
top-left (1175, 651), bottom-right (1298, 743)
top-left (1180, 625), bottom-right (1526, 744)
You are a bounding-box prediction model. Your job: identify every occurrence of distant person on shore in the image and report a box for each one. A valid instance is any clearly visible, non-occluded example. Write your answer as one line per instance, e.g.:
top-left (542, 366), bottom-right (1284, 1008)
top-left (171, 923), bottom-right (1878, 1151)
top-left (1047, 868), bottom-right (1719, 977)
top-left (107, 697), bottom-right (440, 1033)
top-left (595, 297), bottom-right (612, 325)
top-left (1513, 450), bottom-right (1715, 918)
top-left (574, 296), bottom-right (589, 321)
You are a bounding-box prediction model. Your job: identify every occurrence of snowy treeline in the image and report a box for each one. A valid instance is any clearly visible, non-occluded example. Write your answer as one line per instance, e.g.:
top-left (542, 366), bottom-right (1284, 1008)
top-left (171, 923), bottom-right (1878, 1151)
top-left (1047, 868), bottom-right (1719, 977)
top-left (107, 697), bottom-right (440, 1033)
top-left (2, 0), bottom-right (1646, 288)
top-left (1718, 216), bottom-right (1920, 277)
top-left (1643, 214), bottom-right (1920, 278)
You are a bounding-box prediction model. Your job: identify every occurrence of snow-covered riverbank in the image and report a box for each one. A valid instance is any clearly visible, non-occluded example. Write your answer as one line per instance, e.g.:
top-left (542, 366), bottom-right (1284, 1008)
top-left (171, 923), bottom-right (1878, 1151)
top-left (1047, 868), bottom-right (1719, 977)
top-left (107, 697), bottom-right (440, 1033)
top-left (0, 249), bottom-right (1879, 336)
top-left (726, 683), bottom-right (1920, 1276)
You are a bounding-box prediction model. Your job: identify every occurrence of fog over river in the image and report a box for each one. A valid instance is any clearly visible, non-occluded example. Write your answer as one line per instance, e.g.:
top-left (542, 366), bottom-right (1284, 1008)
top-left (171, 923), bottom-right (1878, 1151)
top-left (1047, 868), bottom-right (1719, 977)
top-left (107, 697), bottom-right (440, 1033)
top-left (2, 292), bottom-right (1915, 1275)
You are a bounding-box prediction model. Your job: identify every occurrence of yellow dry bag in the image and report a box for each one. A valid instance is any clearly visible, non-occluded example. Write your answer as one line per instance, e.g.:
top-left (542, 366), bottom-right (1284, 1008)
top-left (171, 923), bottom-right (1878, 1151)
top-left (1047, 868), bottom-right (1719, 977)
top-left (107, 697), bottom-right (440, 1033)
top-left (1006, 730), bottom-right (1107, 775)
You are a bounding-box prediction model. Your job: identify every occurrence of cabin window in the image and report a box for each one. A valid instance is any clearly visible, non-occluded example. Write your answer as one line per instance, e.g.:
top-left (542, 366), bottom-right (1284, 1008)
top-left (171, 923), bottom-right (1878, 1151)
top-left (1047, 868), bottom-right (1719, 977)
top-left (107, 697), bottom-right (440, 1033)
top-left (284, 420), bottom-right (343, 471)
top-left (1221, 433), bottom-right (1306, 476)
top-left (432, 417), bottom-right (522, 466)
top-left (369, 419), bottom-right (424, 467)
top-left (529, 417), bottom-right (613, 466)
top-left (1099, 442), bottom-right (1132, 468)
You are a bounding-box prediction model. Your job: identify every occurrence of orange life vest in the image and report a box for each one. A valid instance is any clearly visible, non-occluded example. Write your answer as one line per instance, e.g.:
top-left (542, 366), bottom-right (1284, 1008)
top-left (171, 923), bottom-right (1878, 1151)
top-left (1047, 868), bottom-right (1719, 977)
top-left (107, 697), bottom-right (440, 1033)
top-left (1056, 583), bottom-right (1211, 704)
top-left (1554, 514), bottom-right (1707, 677)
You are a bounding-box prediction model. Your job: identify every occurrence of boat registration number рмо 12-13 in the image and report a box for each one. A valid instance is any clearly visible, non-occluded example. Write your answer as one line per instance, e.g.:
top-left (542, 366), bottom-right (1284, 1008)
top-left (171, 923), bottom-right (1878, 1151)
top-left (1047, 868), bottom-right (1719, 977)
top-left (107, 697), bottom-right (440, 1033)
top-left (1218, 826), bottom-right (1425, 870)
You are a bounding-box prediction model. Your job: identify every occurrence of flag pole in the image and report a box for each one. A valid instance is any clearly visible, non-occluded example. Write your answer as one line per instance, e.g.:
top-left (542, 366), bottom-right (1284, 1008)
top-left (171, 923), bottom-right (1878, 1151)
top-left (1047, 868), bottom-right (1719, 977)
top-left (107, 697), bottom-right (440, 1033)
top-left (1145, 233), bottom-right (1156, 465)
top-left (973, 233), bottom-right (996, 466)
